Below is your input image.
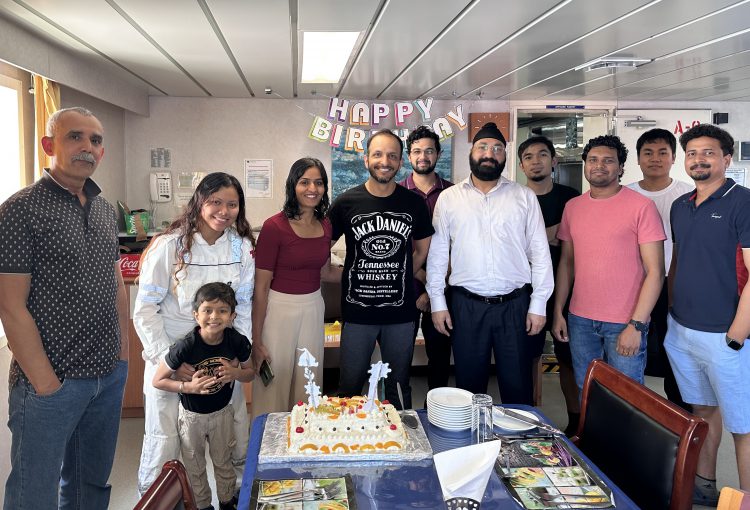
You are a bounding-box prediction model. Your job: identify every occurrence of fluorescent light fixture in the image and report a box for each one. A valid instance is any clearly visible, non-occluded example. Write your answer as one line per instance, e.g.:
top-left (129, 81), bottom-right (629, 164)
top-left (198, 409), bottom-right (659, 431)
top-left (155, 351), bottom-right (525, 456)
top-left (575, 57), bottom-right (652, 72)
top-left (301, 32), bottom-right (360, 83)
top-left (624, 116), bottom-right (657, 127)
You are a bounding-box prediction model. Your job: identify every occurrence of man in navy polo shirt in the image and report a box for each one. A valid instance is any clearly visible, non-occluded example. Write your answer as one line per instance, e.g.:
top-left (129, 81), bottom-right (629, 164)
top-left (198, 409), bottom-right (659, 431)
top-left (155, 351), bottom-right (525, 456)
top-left (667, 124), bottom-right (750, 504)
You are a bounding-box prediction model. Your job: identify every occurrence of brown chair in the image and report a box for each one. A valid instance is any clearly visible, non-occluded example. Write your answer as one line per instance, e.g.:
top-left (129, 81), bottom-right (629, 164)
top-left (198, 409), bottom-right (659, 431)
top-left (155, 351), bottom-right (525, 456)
top-left (571, 359), bottom-right (708, 510)
top-left (134, 460), bottom-right (198, 510)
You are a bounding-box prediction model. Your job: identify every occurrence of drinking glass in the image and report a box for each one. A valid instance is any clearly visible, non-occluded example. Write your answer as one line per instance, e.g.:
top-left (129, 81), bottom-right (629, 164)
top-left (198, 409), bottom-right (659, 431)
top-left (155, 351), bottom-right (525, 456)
top-left (471, 393), bottom-right (494, 443)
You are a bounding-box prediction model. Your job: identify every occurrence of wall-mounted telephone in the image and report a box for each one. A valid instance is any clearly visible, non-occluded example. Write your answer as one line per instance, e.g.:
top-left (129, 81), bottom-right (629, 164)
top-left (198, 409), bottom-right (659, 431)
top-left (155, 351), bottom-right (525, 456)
top-left (150, 172), bottom-right (172, 202)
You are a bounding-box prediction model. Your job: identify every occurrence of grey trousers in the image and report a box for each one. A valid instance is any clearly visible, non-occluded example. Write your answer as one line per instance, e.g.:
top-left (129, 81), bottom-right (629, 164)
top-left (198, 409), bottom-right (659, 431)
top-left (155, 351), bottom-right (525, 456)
top-left (178, 404), bottom-right (236, 507)
top-left (337, 321), bottom-right (415, 409)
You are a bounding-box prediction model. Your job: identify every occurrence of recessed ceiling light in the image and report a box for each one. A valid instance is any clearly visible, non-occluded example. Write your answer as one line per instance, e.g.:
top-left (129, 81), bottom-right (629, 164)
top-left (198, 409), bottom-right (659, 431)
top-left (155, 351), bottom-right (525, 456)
top-left (301, 32), bottom-right (360, 83)
top-left (574, 57), bottom-right (652, 72)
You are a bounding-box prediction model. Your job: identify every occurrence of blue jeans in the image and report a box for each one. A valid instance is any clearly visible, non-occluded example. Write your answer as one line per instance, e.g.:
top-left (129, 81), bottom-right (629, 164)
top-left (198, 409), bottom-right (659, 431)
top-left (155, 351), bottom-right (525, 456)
top-left (4, 360), bottom-right (128, 510)
top-left (567, 313), bottom-right (646, 391)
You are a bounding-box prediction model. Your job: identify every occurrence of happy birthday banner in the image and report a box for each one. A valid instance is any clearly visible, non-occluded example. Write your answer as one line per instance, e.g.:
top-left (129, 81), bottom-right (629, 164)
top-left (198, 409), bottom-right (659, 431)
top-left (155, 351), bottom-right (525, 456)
top-left (309, 97), bottom-right (467, 153)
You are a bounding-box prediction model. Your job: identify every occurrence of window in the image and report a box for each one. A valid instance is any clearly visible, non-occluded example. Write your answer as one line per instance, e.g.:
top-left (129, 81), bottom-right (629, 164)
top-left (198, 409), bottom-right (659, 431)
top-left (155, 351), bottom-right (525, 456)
top-left (0, 75), bottom-right (24, 341)
top-left (0, 75), bottom-right (23, 204)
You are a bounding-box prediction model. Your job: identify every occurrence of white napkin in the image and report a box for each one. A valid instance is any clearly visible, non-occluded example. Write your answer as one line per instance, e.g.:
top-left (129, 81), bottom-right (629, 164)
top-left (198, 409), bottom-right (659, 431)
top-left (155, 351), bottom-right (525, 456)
top-left (433, 440), bottom-right (502, 502)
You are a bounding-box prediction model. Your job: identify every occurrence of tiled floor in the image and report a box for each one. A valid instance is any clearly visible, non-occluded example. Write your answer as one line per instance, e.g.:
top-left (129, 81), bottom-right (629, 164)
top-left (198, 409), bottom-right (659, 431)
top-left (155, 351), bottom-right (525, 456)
top-left (0, 344), bottom-right (741, 509)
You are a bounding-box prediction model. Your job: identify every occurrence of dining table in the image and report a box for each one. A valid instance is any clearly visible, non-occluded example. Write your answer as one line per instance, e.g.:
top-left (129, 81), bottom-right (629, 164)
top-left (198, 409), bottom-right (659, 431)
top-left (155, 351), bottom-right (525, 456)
top-left (238, 405), bottom-right (639, 509)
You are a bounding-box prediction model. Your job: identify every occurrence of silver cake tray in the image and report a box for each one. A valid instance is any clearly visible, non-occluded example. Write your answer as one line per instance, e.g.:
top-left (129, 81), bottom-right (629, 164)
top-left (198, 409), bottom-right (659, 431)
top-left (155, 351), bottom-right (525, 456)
top-left (258, 411), bottom-right (433, 464)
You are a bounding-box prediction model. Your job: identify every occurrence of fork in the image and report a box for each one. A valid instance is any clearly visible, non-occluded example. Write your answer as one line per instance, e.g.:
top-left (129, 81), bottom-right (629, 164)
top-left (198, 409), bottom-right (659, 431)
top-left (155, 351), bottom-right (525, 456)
top-left (259, 487), bottom-right (328, 503)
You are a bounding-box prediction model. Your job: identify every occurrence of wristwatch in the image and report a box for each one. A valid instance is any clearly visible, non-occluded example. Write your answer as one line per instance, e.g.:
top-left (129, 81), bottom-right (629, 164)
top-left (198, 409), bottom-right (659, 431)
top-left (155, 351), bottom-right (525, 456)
top-left (628, 319), bottom-right (650, 333)
top-left (726, 335), bottom-right (744, 351)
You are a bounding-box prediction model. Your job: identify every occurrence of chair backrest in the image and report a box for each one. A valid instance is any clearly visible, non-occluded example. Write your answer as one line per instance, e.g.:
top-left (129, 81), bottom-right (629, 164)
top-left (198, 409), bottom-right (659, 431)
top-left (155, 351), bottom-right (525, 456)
top-left (572, 360), bottom-right (708, 510)
top-left (134, 460), bottom-right (198, 510)
top-left (718, 487), bottom-right (750, 510)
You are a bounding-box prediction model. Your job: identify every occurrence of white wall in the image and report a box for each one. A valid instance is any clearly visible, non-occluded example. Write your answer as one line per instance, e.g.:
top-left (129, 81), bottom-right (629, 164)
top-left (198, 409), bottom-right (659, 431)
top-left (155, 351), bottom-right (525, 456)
top-left (124, 97), bottom-right (510, 229)
top-left (617, 101), bottom-right (750, 186)
top-left (125, 97), bottom-right (331, 228)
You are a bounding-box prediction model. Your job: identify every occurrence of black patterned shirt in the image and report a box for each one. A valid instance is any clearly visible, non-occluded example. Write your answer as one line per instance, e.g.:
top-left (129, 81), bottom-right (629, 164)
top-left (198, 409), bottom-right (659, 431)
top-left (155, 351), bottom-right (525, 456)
top-left (0, 171), bottom-right (121, 387)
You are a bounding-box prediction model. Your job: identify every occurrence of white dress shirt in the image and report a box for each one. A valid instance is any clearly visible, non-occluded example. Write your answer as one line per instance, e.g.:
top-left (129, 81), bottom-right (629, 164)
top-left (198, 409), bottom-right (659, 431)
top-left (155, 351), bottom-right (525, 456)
top-left (426, 176), bottom-right (553, 316)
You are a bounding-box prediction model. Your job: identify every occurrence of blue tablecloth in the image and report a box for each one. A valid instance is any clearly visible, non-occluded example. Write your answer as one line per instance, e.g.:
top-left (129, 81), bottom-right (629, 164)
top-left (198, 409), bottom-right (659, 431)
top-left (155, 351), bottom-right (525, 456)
top-left (238, 406), bottom-right (638, 509)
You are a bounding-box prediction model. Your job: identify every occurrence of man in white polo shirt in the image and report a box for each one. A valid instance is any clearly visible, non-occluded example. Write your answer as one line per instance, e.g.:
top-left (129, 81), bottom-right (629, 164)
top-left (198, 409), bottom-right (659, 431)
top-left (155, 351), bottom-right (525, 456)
top-left (626, 128), bottom-right (692, 411)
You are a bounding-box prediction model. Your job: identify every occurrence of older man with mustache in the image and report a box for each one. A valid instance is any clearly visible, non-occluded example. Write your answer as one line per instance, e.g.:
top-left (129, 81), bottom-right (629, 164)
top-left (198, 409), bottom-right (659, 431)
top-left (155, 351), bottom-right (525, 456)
top-left (0, 107), bottom-right (128, 509)
top-left (427, 123), bottom-right (553, 404)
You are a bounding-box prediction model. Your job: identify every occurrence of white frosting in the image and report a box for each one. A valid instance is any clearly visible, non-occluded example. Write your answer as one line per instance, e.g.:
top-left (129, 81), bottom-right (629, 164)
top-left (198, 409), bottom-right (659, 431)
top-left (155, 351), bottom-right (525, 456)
top-left (288, 396), bottom-right (406, 454)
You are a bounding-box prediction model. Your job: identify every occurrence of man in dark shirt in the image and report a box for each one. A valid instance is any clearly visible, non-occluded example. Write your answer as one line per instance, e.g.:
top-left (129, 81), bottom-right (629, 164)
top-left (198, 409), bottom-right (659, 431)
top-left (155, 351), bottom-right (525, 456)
top-left (667, 124), bottom-right (750, 503)
top-left (518, 135), bottom-right (580, 434)
top-left (398, 126), bottom-right (453, 391)
top-left (0, 107), bottom-right (128, 509)
top-left (329, 129), bottom-right (434, 409)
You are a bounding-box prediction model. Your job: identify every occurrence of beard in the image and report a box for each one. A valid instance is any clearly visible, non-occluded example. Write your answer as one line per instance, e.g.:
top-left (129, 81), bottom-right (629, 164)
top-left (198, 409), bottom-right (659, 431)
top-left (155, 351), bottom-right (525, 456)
top-left (528, 174), bottom-right (547, 182)
top-left (587, 173), bottom-right (618, 188)
top-left (413, 161), bottom-right (437, 175)
top-left (689, 162), bottom-right (712, 181)
top-left (469, 155), bottom-right (505, 181)
top-left (367, 164), bottom-right (397, 184)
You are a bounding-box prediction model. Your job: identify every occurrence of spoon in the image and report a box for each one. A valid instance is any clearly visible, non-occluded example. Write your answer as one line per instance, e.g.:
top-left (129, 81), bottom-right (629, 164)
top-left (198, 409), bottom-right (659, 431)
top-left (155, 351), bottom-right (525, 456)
top-left (396, 382), bottom-right (418, 429)
top-left (400, 412), bottom-right (419, 429)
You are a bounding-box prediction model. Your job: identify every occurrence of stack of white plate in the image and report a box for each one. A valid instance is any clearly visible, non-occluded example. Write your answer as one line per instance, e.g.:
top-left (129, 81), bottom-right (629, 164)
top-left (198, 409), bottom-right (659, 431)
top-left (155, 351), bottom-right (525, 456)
top-left (426, 387), bottom-right (473, 431)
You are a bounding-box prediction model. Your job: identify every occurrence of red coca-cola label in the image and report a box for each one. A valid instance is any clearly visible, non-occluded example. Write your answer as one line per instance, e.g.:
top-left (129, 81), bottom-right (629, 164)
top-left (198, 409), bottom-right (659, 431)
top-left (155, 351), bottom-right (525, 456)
top-left (119, 254), bottom-right (141, 277)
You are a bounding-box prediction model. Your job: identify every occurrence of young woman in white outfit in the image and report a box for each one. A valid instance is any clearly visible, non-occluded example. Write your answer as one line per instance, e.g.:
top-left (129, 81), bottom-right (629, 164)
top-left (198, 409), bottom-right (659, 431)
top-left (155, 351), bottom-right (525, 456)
top-left (133, 172), bottom-right (255, 496)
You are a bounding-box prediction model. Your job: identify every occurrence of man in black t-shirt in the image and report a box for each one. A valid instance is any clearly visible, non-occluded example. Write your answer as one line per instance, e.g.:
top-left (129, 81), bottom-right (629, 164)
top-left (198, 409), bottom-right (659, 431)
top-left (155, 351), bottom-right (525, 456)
top-left (518, 136), bottom-right (580, 435)
top-left (329, 129), bottom-right (434, 410)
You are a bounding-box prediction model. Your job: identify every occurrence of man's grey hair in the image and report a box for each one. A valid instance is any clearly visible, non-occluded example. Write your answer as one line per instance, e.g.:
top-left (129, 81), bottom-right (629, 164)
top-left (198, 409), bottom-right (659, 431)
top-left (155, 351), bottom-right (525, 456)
top-left (46, 107), bottom-right (95, 137)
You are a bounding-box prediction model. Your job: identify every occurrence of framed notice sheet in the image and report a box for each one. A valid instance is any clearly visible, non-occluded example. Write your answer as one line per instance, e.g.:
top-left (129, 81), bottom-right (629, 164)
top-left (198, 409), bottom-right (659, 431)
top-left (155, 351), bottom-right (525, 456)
top-left (244, 159), bottom-right (273, 198)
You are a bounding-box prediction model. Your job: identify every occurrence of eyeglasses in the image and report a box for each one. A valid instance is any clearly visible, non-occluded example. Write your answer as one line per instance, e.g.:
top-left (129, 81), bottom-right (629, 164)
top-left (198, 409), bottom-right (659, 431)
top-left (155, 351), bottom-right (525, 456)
top-left (409, 148), bottom-right (437, 156)
top-left (473, 143), bottom-right (505, 155)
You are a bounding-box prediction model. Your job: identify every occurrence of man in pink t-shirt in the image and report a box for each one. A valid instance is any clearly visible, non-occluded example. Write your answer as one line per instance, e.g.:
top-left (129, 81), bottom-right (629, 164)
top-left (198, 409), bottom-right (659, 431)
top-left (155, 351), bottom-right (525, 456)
top-left (552, 135), bottom-right (666, 390)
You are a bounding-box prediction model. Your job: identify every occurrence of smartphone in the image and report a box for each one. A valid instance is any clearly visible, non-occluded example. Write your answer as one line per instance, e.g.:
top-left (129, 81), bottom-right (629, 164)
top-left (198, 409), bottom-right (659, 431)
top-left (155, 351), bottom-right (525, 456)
top-left (259, 359), bottom-right (274, 387)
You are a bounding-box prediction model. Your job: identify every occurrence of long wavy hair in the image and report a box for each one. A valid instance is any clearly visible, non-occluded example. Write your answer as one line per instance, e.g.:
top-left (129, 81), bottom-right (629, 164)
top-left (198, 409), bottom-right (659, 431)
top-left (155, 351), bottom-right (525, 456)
top-left (142, 172), bottom-right (254, 287)
top-left (282, 157), bottom-right (329, 220)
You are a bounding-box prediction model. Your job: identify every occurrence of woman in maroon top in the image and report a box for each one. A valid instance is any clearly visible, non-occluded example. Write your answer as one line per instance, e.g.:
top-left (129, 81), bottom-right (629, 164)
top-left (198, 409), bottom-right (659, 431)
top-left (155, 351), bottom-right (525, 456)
top-left (251, 158), bottom-right (339, 418)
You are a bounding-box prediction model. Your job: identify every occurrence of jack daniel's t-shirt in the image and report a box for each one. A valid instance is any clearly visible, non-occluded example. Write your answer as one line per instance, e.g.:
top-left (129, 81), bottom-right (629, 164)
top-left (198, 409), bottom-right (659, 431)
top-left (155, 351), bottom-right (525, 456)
top-left (329, 184), bottom-right (434, 324)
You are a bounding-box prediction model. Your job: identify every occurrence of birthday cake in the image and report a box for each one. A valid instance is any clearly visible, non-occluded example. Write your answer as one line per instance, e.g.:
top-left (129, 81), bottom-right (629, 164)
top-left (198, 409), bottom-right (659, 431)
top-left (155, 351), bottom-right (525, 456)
top-left (287, 395), bottom-right (406, 454)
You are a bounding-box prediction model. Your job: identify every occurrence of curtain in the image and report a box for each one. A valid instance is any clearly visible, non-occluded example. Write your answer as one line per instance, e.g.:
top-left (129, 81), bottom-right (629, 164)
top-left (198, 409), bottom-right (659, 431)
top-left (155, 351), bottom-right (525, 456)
top-left (33, 75), bottom-right (60, 179)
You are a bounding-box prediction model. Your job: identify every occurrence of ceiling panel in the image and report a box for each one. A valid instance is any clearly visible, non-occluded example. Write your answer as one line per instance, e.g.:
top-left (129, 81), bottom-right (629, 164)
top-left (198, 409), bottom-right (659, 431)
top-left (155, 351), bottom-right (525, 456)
top-left (613, 57), bottom-right (750, 100)
top-left (426, 0), bottom-right (655, 100)
top-left (0, 0), bottom-right (163, 95)
top-left (552, 37), bottom-right (750, 100)
top-left (2, 0), bottom-right (750, 102)
top-left (208, 0), bottom-right (293, 98)
top-left (380, 0), bottom-right (562, 99)
top-left (20, 0), bottom-right (205, 95)
top-left (664, 72), bottom-right (750, 100)
top-left (496, 0), bottom-right (746, 99)
top-left (702, 86), bottom-right (750, 101)
top-left (116, 0), bottom-right (250, 97)
top-left (340, 0), bottom-right (471, 99)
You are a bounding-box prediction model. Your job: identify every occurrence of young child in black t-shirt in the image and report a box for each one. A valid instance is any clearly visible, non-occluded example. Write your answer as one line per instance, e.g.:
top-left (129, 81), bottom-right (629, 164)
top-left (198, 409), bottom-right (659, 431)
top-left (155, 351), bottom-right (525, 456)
top-left (153, 282), bottom-right (254, 510)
